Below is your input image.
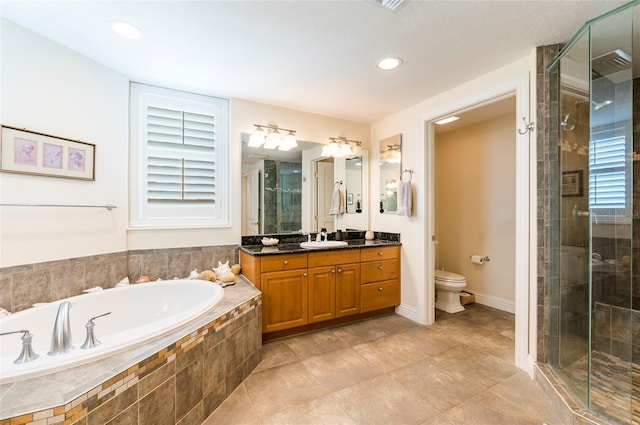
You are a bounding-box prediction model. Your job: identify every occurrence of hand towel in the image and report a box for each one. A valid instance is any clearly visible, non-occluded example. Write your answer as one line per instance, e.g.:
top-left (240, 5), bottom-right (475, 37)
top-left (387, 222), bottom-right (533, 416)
top-left (397, 180), bottom-right (412, 216)
top-left (330, 186), bottom-right (345, 215)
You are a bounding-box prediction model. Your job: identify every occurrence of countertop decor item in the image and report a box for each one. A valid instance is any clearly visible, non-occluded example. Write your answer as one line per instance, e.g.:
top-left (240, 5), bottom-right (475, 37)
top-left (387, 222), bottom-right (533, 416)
top-left (365, 230), bottom-right (374, 240)
top-left (261, 237), bottom-right (279, 246)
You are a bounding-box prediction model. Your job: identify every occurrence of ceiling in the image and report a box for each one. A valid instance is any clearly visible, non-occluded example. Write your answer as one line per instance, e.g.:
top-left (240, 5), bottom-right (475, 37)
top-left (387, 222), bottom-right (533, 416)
top-left (0, 0), bottom-right (628, 124)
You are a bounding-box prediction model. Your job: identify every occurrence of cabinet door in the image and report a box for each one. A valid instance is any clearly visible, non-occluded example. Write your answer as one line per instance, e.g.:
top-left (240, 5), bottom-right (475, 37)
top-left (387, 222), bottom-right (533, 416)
top-left (336, 263), bottom-right (360, 318)
top-left (262, 269), bottom-right (308, 333)
top-left (308, 266), bottom-right (336, 323)
top-left (360, 280), bottom-right (400, 313)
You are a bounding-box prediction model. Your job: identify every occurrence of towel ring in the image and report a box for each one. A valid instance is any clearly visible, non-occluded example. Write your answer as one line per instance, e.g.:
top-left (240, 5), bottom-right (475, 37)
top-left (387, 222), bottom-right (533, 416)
top-left (401, 169), bottom-right (413, 182)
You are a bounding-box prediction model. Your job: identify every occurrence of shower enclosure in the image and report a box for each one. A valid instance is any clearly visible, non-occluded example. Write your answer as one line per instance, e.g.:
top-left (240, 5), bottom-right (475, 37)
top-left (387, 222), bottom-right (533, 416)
top-left (547, 3), bottom-right (638, 423)
top-left (262, 160), bottom-right (302, 234)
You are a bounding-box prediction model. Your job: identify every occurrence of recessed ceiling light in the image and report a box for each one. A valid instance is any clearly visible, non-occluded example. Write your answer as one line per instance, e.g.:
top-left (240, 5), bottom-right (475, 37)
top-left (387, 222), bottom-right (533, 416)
top-left (435, 116), bottom-right (460, 125)
top-left (376, 57), bottom-right (402, 70)
top-left (112, 21), bottom-right (141, 39)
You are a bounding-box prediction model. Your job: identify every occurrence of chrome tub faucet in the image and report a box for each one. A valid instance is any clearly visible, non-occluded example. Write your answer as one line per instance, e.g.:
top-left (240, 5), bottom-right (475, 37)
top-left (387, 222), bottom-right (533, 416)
top-left (48, 301), bottom-right (73, 356)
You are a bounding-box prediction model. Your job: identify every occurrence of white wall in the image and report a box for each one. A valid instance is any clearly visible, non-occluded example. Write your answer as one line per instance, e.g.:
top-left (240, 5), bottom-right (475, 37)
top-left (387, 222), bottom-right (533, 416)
top-left (0, 19), bottom-right (129, 267)
top-left (435, 112), bottom-right (516, 308)
top-left (1, 20), bottom-right (372, 265)
top-left (370, 55), bottom-right (535, 327)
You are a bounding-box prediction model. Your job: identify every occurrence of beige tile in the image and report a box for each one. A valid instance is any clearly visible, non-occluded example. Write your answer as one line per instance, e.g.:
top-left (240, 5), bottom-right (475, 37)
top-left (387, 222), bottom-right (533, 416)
top-left (254, 341), bottom-right (299, 373)
top-left (437, 344), bottom-right (520, 386)
top-left (302, 347), bottom-right (383, 392)
top-left (385, 327), bottom-right (462, 356)
top-left (391, 357), bottom-right (489, 413)
top-left (441, 389), bottom-right (541, 425)
top-left (203, 384), bottom-right (260, 425)
top-left (467, 333), bottom-right (515, 363)
top-left (427, 317), bottom-right (496, 341)
top-left (261, 394), bottom-right (356, 425)
top-left (332, 374), bottom-right (439, 425)
top-left (367, 313), bottom-right (423, 335)
top-left (243, 361), bottom-right (329, 418)
top-left (420, 415), bottom-right (455, 425)
top-left (352, 336), bottom-right (427, 373)
top-left (329, 319), bottom-right (390, 345)
top-left (283, 329), bottom-right (349, 359)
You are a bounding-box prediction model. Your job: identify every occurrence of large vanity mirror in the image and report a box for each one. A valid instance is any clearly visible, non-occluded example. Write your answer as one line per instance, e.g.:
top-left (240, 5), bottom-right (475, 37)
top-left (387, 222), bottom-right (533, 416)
top-left (241, 133), bottom-right (368, 236)
top-left (379, 134), bottom-right (402, 214)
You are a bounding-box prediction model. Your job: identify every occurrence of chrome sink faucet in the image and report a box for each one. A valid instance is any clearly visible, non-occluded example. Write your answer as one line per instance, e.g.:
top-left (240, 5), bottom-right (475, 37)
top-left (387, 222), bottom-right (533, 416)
top-left (48, 301), bottom-right (73, 356)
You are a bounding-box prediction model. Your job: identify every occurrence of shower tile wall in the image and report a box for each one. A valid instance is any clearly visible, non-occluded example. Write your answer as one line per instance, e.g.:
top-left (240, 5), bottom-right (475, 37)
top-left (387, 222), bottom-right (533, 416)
top-left (0, 245), bottom-right (239, 313)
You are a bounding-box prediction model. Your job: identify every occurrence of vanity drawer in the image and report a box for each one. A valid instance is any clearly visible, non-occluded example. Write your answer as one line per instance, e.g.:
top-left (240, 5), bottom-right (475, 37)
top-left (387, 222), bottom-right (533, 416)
top-left (308, 249), bottom-right (360, 267)
top-left (360, 246), bottom-right (399, 262)
top-left (360, 259), bottom-right (398, 283)
top-left (360, 280), bottom-right (400, 312)
top-left (261, 253), bottom-right (308, 272)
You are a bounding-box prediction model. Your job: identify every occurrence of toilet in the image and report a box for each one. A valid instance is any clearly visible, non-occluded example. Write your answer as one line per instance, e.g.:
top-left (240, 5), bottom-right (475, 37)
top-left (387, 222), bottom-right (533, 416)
top-left (435, 269), bottom-right (467, 313)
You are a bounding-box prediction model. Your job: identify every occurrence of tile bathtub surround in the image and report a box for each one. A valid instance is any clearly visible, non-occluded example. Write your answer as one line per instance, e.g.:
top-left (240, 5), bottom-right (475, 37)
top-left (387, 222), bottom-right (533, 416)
top-left (0, 244), bottom-right (239, 313)
top-left (0, 278), bottom-right (262, 425)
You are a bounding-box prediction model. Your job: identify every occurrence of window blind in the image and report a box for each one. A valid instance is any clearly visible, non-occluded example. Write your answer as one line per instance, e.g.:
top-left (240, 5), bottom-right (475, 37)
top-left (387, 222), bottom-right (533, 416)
top-left (588, 135), bottom-right (627, 211)
top-left (146, 106), bottom-right (216, 204)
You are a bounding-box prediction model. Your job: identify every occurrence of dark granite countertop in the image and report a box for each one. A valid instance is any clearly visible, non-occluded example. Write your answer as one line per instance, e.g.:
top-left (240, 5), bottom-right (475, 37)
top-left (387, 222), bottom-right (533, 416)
top-left (240, 238), bottom-right (401, 256)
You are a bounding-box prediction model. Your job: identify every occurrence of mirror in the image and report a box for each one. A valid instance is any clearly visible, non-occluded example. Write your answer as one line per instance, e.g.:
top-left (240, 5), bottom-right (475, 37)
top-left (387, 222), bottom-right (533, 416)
top-left (379, 134), bottom-right (402, 214)
top-left (241, 134), bottom-right (367, 235)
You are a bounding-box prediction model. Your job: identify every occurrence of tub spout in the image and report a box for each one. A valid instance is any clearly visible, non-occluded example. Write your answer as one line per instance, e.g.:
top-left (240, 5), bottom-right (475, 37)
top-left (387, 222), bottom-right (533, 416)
top-left (48, 301), bottom-right (73, 356)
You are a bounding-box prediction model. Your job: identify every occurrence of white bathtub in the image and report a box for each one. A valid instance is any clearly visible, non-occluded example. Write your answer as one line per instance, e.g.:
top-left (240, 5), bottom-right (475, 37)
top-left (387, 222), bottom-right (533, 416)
top-left (0, 279), bottom-right (224, 383)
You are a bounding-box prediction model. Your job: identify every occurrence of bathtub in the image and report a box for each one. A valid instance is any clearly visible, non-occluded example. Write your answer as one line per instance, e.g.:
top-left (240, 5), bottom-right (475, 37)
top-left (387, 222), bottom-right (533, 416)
top-left (0, 279), bottom-right (224, 383)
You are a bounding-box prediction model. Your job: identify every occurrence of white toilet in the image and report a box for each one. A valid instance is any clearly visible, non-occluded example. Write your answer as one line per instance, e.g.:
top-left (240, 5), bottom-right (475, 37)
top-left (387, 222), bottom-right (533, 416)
top-left (435, 269), bottom-right (467, 313)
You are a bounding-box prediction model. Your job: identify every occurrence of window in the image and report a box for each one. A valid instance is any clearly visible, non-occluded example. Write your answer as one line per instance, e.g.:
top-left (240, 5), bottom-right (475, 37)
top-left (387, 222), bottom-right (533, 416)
top-left (588, 127), bottom-right (631, 220)
top-left (130, 83), bottom-right (229, 228)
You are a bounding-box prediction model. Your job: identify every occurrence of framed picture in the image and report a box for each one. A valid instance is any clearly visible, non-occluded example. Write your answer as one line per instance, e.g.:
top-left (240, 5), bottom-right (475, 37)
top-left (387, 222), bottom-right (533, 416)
top-left (347, 192), bottom-right (354, 205)
top-left (1, 125), bottom-right (95, 180)
top-left (562, 170), bottom-right (583, 197)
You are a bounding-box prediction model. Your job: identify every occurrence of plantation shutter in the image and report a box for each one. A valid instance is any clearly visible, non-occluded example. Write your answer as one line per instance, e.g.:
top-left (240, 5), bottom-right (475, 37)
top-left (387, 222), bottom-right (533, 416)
top-left (146, 106), bottom-right (216, 204)
top-left (588, 135), bottom-right (627, 211)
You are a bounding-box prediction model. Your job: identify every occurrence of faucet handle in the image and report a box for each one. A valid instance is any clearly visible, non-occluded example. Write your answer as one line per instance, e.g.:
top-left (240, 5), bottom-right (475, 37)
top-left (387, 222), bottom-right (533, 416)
top-left (81, 312), bottom-right (111, 350)
top-left (1, 329), bottom-right (40, 364)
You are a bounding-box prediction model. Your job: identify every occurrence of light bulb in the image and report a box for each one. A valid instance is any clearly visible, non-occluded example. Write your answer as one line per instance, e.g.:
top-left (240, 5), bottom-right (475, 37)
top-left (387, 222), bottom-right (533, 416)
top-left (248, 127), bottom-right (265, 147)
top-left (264, 130), bottom-right (281, 149)
top-left (279, 132), bottom-right (297, 151)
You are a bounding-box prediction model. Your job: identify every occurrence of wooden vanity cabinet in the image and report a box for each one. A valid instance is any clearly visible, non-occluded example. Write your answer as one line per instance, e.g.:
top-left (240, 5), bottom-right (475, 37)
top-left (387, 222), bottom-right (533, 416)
top-left (308, 250), bottom-right (360, 323)
top-left (359, 246), bottom-right (400, 313)
top-left (262, 268), bottom-right (308, 333)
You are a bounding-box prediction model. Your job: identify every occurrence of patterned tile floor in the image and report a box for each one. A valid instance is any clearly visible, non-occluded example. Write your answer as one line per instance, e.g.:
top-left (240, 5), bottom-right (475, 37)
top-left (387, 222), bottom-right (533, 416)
top-left (561, 350), bottom-right (639, 424)
top-left (203, 304), bottom-right (564, 425)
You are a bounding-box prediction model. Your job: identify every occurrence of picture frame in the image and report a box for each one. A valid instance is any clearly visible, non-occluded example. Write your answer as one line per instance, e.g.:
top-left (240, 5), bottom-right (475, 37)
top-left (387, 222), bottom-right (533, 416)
top-left (347, 192), bottom-right (354, 205)
top-left (562, 170), bottom-right (583, 197)
top-left (1, 125), bottom-right (95, 180)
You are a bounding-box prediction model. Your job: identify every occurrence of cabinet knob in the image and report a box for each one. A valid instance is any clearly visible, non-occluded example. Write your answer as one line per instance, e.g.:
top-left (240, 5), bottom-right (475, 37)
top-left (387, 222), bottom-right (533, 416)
top-left (378, 265), bottom-right (383, 270)
top-left (283, 260), bottom-right (289, 265)
top-left (331, 269), bottom-right (336, 273)
top-left (337, 269), bottom-right (342, 273)
top-left (378, 252), bottom-right (383, 256)
top-left (303, 273), bottom-right (308, 277)
top-left (378, 287), bottom-right (383, 291)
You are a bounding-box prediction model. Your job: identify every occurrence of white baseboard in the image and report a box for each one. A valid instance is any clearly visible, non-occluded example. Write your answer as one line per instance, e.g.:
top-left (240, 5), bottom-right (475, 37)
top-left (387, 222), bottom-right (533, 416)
top-left (471, 290), bottom-right (515, 314)
top-left (395, 304), bottom-right (419, 323)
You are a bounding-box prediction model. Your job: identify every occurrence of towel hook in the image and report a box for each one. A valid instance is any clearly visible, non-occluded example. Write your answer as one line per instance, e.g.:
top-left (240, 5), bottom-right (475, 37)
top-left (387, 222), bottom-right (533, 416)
top-left (401, 169), bottom-right (413, 182)
top-left (517, 117), bottom-right (534, 135)
top-left (561, 113), bottom-right (575, 131)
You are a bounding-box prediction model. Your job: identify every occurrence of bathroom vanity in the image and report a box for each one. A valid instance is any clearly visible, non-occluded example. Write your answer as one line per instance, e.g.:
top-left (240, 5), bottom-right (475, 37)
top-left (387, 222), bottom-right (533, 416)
top-left (240, 237), bottom-right (401, 340)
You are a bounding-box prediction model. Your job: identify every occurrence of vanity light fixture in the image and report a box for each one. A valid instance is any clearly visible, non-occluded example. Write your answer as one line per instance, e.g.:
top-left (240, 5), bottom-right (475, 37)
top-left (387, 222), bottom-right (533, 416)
top-left (248, 124), bottom-right (297, 151)
top-left (376, 57), bottom-right (402, 70)
top-left (322, 137), bottom-right (362, 158)
top-left (435, 116), bottom-right (460, 125)
top-left (381, 144), bottom-right (401, 164)
top-left (111, 21), bottom-right (142, 39)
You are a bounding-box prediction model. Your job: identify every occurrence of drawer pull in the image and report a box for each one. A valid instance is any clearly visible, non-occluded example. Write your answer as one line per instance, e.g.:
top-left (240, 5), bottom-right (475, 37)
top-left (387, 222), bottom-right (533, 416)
top-left (378, 265), bottom-right (383, 270)
top-left (378, 287), bottom-right (383, 291)
top-left (284, 260), bottom-right (289, 265)
top-left (378, 251), bottom-right (383, 256)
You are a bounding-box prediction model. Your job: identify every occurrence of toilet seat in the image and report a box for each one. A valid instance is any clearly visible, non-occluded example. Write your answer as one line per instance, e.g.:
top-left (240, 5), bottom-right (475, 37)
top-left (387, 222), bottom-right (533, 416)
top-left (435, 270), bottom-right (466, 283)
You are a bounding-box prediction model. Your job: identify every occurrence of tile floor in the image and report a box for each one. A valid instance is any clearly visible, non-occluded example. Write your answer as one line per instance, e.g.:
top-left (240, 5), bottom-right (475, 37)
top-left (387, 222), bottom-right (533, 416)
top-left (203, 304), bottom-right (564, 425)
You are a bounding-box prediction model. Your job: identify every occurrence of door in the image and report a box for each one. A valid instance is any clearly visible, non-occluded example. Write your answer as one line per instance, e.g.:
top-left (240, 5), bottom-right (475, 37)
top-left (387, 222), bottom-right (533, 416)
top-left (308, 266), bottom-right (336, 323)
top-left (335, 263), bottom-right (360, 317)
top-left (316, 161), bottom-right (335, 232)
top-left (247, 169), bottom-right (260, 235)
top-left (262, 269), bottom-right (308, 333)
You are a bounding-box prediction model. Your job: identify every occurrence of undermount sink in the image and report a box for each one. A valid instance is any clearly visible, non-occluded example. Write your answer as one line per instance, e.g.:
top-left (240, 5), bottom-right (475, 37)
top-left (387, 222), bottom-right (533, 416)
top-left (300, 241), bottom-right (348, 249)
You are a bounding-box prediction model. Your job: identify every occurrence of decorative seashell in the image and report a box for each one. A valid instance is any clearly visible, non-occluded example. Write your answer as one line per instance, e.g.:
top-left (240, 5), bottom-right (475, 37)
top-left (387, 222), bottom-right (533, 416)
top-left (115, 277), bottom-right (130, 287)
top-left (136, 275), bottom-right (150, 284)
top-left (187, 269), bottom-right (199, 279)
top-left (213, 260), bottom-right (231, 277)
top-left (199, 270), bottom-right (218, 282)
top-left (231, 264), bottom-right (241, 275)
top-left (221, 271), bottom-right (236, 283)
top-left (0, 308), bottom-right (11, 317)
